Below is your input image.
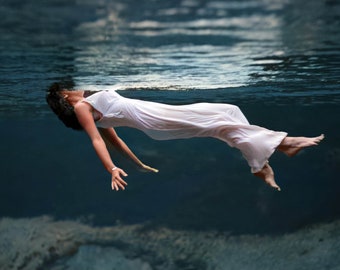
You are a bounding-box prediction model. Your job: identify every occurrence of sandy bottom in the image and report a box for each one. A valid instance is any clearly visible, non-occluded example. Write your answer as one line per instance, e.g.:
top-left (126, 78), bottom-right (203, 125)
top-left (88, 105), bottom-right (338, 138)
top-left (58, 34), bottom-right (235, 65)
top-left (0, 216), bottom-right (339, 270)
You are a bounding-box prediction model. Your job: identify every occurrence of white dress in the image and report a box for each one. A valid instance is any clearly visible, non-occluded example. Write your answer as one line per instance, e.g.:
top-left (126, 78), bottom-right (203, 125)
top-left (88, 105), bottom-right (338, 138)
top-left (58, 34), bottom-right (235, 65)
top-left (84, 90), bottom-right (287, 173)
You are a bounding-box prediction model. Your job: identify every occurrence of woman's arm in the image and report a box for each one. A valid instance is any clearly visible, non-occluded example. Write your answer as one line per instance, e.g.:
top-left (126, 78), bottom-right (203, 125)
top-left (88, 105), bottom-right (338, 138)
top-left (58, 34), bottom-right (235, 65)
top-left (74, 102), bottom-right (128, 191)
top-left (99, 127), bottom-right (159, 173)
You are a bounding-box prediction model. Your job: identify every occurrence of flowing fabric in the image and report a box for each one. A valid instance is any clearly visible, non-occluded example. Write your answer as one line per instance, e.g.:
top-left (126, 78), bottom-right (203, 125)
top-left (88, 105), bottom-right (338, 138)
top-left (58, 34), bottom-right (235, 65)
top-left (85, 91), bottom-right (287, 173)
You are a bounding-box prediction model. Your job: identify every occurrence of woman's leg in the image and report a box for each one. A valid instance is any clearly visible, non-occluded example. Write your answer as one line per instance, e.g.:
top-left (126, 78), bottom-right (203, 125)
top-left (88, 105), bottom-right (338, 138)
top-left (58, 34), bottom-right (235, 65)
top-left (253, 162), bottom-right (281, 191)
top-left (253, 134), bottom-right (324, 191)
top-left (277, 134), bottom-right (324, 157)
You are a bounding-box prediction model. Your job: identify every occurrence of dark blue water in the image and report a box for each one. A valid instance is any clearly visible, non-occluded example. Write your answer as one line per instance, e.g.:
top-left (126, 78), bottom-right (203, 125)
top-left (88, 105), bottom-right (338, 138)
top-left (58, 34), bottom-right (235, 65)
top-left (1, 0), bottom-right (339, 235)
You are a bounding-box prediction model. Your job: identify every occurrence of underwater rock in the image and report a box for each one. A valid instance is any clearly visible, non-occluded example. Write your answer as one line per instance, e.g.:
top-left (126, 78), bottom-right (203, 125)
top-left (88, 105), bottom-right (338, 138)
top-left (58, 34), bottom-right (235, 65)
top-left (50, 245), bottom-right (152, 270)
top-left (0, 216), bottom-right (340, 270)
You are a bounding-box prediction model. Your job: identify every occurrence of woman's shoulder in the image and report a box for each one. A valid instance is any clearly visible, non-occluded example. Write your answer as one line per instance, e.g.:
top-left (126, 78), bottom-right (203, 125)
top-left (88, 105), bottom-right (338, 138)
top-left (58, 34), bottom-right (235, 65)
top-left (85, 90), bottom-right (118, 98)
top-left (84, 90), bottom-right (122, 106)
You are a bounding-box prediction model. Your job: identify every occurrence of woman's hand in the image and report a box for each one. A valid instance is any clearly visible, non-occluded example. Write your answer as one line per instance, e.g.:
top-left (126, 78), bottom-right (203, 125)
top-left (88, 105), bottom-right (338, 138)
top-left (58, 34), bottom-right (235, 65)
top-left (111, 168), bottom-right (128, 191)
top-left (139, 163), bottom-right (159, 173)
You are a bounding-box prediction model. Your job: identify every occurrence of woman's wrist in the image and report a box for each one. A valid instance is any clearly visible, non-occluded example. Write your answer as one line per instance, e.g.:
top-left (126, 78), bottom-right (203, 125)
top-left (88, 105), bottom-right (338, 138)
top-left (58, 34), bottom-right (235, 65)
top-left (106, 165), bottom-right (117, 174)
top-left (138, 161), bottom-right (145, 168)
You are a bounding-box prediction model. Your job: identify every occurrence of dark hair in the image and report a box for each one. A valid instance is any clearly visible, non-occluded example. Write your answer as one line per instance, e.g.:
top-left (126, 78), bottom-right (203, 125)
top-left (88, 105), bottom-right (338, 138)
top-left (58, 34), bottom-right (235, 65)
top-left (46, 83), bottom-right (83, 130)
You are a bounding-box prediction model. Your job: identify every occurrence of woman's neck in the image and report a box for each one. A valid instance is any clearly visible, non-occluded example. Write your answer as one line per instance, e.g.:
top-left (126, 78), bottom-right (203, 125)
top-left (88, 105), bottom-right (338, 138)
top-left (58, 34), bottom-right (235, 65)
top-left (61, 90), bottom-right (85, 107)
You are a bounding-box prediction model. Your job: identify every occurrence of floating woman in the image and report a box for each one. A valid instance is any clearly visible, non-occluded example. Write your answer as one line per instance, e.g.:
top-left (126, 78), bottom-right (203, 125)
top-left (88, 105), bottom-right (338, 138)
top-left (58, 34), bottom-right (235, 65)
top-left (46, 83), bottom-right (324, 192)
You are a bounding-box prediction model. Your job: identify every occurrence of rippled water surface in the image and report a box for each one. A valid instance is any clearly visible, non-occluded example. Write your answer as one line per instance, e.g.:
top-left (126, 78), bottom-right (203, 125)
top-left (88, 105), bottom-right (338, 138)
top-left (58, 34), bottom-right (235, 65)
top-left (1, 0), bottom-right (339, 114)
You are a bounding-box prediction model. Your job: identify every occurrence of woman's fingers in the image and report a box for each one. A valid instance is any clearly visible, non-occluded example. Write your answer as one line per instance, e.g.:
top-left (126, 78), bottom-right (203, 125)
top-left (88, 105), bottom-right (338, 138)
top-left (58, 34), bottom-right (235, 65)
top-left (149, 167), bottom-right (159, 173)
top-left (111, 169), bottom-right (128, 191)
top-left (111, 181), bottom-right (119, 191)
top-left (142, 164), bottom-right (159, 173)
top-left (145, 165), bottom-right (158, 173)
top-left (112, 180), bottom-right (125, 191)
top-left (116, 178), bottom-right (127, 189)
top-left (119, 168), bottom-right (128, 177)
top-left (112, 179), bottom-right (126, 191)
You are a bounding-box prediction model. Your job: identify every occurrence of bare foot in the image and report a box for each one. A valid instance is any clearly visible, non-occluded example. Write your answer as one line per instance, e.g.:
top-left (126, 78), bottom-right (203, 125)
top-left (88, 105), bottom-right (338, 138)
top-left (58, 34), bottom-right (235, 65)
top-left (254, 163), bottom-right (281, 191)
top-left (278, 134), bottom-right (324, 157)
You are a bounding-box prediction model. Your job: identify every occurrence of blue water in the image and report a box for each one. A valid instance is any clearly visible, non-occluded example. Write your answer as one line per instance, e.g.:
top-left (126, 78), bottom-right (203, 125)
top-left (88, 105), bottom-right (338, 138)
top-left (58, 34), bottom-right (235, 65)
top-left (0, 0), bottom-right (340, 235)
